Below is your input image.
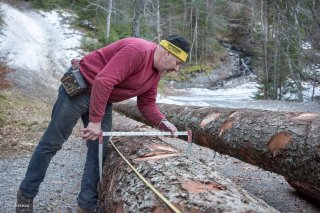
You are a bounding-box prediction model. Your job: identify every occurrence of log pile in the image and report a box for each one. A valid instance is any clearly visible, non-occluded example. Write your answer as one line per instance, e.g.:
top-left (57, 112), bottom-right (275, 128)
top-left (113, 101), bottom-right (320, 201)
top-left (100, 131), bottom-right (278, 212)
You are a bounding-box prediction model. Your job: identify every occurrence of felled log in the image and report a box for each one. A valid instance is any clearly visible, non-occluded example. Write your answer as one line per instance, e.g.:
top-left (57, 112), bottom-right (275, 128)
top-left (113, 101), bottom-right (320, 201)
top-left (100, 132), bottom-right (278, 212)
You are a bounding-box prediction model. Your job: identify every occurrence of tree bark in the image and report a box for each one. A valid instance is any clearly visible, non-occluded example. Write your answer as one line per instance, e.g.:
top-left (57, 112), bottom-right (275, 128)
top-left (113, 101), bottom-right (320, 201)
top-left (105, 0), bottom-right (113, 39)
top-left (132, 0), bottom-right (145, 37)
top-left (155, 0), bottom-right (161, 42)
top-left (100, 129), bottom-right (278, 212)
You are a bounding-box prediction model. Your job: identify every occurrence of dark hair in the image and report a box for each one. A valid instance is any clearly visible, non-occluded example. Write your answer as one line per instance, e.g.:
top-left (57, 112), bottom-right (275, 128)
top-left (166, 35), bottom-right (190, 54)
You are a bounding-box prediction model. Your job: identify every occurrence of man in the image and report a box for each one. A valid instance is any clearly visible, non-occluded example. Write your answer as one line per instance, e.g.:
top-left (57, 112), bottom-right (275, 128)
top-left (16, 35), bottom-right (190, 213)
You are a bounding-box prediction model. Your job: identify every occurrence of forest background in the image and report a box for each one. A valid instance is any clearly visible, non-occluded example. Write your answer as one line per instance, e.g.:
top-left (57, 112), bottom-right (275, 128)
top-left (16, 0), bottom-right (320, 101)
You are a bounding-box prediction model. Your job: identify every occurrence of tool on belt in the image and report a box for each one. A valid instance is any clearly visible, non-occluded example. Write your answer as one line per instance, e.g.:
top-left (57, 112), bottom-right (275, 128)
top-left (61, 59), bottom-right (88, 97)
top-left (98, 130), bottom-right (192, 182)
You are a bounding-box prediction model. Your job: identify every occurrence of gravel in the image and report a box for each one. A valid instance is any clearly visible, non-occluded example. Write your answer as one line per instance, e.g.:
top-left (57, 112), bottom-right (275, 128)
top-left (206, 99), bottom-right (320, 113)
top-left (0, 134), bottom-right (86, 213)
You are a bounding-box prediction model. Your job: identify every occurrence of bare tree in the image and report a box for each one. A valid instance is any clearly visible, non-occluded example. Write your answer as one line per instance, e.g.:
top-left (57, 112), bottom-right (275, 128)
top-left (259, 0), bottom-right (271, 98)
top-left (189, 8), bottom-right (198, 64)
top-left (132, 0), bottom-right (145, 37)
top-left (105, 0), bottom-right (113, 39)
top-left (86, 0), bottom-right (113, 39)
top-left (272, 2), bottom-right (280, 99)
top-left (155, 0), bottom-right (161, 42)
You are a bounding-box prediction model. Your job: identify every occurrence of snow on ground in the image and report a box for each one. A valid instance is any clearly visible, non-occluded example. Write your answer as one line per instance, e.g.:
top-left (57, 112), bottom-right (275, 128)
top-left (0, 3), bottom-right (83, 91)
top-left (0, 3), bottom-right (82, 72)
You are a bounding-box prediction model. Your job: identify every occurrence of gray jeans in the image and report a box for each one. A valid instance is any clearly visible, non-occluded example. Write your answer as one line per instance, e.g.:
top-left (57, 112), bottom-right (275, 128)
top-left (19, 85), bottom-right (112, 210)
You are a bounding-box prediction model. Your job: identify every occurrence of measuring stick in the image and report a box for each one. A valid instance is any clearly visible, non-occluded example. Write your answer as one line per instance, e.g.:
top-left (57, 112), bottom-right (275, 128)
top-left (103, 131), bottom-right (193, 154)
top-left (102, 131), bottom-right (191, 137)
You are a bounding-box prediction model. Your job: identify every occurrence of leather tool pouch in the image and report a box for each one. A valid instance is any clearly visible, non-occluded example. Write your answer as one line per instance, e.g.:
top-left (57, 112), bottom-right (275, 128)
top-left (61, 68), bottom-right (88, 97)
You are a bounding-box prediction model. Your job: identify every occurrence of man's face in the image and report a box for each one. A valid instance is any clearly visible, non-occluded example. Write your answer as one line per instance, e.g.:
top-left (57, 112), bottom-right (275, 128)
top-left (159, 52), bottom-right (183, 73)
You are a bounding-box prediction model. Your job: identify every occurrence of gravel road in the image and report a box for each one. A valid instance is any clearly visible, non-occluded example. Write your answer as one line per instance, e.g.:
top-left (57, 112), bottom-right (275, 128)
top-left (205, 99), bottom-right (320, 113)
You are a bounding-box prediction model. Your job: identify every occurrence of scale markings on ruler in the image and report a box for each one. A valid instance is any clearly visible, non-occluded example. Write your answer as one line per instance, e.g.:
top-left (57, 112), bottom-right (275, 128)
top-left (102, 131), bottom-right (189, 137)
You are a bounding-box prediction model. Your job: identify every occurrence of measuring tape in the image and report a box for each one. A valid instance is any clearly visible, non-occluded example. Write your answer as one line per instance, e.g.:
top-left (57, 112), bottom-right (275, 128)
top-left (109, 137), bottom-right (182, 213)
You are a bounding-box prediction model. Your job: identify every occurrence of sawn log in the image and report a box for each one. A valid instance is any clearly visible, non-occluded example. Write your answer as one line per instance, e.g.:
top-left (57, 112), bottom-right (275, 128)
top-left (100, 131), bottom-right (278, 212)
top-left (113, 101), bottom-right (320, 201)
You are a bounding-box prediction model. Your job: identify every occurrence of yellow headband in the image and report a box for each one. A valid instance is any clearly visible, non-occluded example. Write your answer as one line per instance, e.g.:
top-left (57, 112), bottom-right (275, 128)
top-left (159, 40), bottom-right (188, 62)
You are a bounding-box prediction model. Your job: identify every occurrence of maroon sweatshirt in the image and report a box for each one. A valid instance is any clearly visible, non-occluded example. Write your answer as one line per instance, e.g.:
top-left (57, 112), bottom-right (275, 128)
top-left (79, 37), bottom-right (165, 126)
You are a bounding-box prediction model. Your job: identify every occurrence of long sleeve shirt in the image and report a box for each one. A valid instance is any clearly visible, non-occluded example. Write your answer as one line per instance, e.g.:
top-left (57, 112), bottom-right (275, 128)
top-left (79, 37), bottom-right (165, 126)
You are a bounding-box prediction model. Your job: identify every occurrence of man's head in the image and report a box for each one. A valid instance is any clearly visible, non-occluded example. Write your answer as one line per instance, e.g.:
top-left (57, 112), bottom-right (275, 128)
top-left (154, 35), bottom-right (190, 73)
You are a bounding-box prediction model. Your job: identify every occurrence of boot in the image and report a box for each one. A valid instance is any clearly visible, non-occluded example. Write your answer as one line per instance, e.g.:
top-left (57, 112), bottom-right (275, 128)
top-left (16, 190), bottom-right (33, 213)
top-left (77, 206), bottom-right (90, 213)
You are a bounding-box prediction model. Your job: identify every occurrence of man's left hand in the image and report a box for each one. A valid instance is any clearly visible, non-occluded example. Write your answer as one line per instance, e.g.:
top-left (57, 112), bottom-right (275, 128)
top-left (157, 119), bottom-right (178, 137)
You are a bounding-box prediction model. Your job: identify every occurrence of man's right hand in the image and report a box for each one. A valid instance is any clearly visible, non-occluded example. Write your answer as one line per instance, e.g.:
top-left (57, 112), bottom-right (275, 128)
top-left (82, 122), bottom-right (101, 141)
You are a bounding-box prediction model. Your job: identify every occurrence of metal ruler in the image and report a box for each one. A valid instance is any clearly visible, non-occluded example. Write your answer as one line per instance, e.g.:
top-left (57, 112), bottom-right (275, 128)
top-left (102, 131), bottom-right (191, 138)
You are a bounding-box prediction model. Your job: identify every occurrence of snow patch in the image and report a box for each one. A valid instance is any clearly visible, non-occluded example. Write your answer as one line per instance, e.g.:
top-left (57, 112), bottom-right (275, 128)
top-left (0, 3), bottom-right (82, 78)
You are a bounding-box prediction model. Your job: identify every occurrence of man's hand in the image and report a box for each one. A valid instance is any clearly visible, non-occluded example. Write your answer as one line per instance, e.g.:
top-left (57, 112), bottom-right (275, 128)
top-left (82, 122), bottom-right (101, 141)
top-left (157, 119), bottom-right (178, 137)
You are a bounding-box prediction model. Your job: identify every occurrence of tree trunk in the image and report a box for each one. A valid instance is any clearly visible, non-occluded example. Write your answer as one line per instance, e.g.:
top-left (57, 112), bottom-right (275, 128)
top-left (273, 2), bottom-right (280, 100)
top-left (261, 0), bottom-right (270, 98)
top-left (105, 0), bottom-right (113, 39)
top-left (292, 2), bottom-right (303, 102)
top-left (155, 0), bottom-right (161, 42)
top-left (132, 0), bottom-right (145, 37)
top-left (100, 129), bottom-right (278, 212)
top-left (113, 101), bottom-right (320, 201)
